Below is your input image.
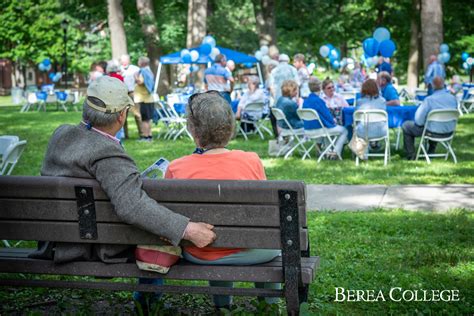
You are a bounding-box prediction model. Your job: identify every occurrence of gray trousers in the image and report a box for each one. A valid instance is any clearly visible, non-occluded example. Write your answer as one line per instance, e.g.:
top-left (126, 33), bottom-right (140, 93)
top-left (402, 121), bottom-right (452, 159)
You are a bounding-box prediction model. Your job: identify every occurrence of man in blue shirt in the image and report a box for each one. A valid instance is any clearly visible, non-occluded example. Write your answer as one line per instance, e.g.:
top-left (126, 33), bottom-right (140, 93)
top-left (375, 57), bottom-right (393, 75)
top-left (302, 77), bottom-right (348, 158)
top-left (424, 55), bottom-right (446, 96)
top-left (402, 76), bottom-right (457, 160)
top-left (377, 71), bottom-right (400, 106)
top-left (204, 54), bottom-right (234, 104)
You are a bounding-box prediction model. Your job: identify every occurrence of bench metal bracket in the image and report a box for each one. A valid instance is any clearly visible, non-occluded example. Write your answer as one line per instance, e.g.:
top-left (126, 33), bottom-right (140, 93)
top-left (75, 186), bottom-right (98, 240)
top-left (279, 190), bottom-right (303, 316)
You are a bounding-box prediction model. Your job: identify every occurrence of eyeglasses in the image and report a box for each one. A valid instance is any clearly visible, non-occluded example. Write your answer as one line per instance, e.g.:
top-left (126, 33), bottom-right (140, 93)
top-left (188, 90), bottom-right (223, 117)
top-left (325, 86), bottom-right (335, 90)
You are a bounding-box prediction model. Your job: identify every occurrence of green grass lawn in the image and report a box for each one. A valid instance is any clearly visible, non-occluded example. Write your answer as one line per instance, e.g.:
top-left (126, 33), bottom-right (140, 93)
top-left (0, 105), bottom-right (473, 184)
top-left (1, 210), bottom-right (472, 314)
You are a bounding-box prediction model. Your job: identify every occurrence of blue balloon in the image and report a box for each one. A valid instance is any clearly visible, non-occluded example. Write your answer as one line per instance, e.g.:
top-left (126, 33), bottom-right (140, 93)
top-left (182, 53), bottom-right (192, 63)
top-left (373, 27), bottom-right (390, 42)
top-left (441, 52), bottom-right (451, 63)
top-left (440, 44), bottom-right (449, 53)
top-left (42, 58), bottom-right (51, 66)
top-left (363, 38), bottom-right (379, 57)
top-left (319, 45), bottom-right (330, 58)
top-left (244, 62), bottom-right (253, 68)
top-left (379, 39), bottom-right (396, 58)
top-left (38, 63), bottom-right (46, 71)
top-left (462, 52), bottom-right (469, 62)
top-left (326, 44), bottom-right (334, 51)
top-left (202, 35), bottom-right (216, 48)
top-left (48, 73), bottom-right (55, 80)
top-left (330, 48), bottom-right (340, 60)
top-left (331, 60), bottom-right (340, 69)
top-left (199, 43), bottom-right (212, 55)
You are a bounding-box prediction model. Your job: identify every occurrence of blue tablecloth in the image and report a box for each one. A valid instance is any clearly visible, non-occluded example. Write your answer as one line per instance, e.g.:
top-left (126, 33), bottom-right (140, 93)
top-left (173, 100), bottom-right (240, 115)
top-left (462, 83), bottom-right (474, 99)
top-left (343, 105), bottom-right (418, 128)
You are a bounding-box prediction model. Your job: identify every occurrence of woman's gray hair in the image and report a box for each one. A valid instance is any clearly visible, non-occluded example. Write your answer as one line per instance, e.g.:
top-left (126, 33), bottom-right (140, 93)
top-left (186, 92), bottom-right (235, 149)
top-left (82, 98), bottom-right (121, 127)
top-left (138, 56), bottom-right (150, 67)
top-left (248, 75), bottom-right (260, 85)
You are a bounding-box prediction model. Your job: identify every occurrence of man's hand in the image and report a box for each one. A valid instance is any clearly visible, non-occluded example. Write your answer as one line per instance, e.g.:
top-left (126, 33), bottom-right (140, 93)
top-left (183, 222), bottom-right (216, 248)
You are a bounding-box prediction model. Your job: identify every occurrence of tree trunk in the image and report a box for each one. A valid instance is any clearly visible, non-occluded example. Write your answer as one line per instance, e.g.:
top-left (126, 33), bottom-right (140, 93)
top-left (420, 0), bottom-right (443, 70)
top-left (186, 0), bottom-right (207, 48)
top-left (252, 0), bottom-right (277, 55)
top-left (407, 0), bottom-right (421, 90)
top-left (136, 0), bottom-right (169, 95)
top-left (107, 0), bottom-right (128, 61)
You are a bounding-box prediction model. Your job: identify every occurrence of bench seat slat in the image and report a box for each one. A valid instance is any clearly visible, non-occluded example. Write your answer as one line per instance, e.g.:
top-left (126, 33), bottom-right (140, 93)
top-left (0, 199), bottom-right (307, 227)
top-left (0, 221), bottom-right (309, 249)
top-left (0, 176), bottom-right (306, 206)
top-left (0, 253), bottom-right (319, 284)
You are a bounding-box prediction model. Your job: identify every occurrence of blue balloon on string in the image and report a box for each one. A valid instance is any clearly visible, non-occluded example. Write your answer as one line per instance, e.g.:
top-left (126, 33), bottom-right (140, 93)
top-left (326, 44), bottom-right (334, 51)
top-left (439, 44), bottom-right (449, 53)
top-left (441, 52), bottom-right (451, 63)
top-left (199, 43), bottom-right (212, 55)
top-left (363, 38), bottom-right (379, 57)
top-left (331, 60), bottom-right (340, 69)
top-left (202, 35), bottom-right (216, 48)
top-left (42, 58), bottom-right (51, 66)
top-left (330, 48), bottom-right (340, 60)
top-left (462, 52), bottom-right (469, 62)
top-left (379, 39), bottom-right (396, 58)
top-left (373, 27), bottom-right (390, 42)
top-left (182, 53), bottom-right (192, 63)
top-left (48, 73), bottom-right (55, 80)
top-left (38, 63), bottom-right (46, 71)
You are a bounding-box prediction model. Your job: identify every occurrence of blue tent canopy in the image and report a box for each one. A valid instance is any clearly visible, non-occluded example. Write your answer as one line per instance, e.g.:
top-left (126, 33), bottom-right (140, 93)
top-left (160, 46), bottom-right (258, 65)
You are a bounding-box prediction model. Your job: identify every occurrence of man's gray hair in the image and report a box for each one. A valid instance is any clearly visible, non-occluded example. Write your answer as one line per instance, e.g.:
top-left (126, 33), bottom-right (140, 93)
top-left (82, 98), bottom-right (121, 128)
top-left (308, 76), bottom-right (321, 93)
top-left (186, 92), bottom-right (235, 149)
top-left (378, 71), bottom-right (392, 83)
top-left (138, 56), bottom-right (150, 67)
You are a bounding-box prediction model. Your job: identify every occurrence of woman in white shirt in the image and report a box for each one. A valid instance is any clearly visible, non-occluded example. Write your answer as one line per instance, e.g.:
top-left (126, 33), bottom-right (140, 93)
top-left (235, 76), bottom-right (266, 121)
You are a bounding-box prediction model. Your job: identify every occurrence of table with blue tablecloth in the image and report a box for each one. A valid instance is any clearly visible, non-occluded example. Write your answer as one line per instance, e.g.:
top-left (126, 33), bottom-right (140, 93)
top-left (172, 100), bottom-right (240, 115)
top-left (343, 105), bottom-right (418, 128)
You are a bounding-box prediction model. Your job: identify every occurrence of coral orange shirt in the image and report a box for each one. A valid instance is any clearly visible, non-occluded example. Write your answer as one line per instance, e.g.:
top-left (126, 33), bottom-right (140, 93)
top-left (165, 150), bottom-right (266, 260)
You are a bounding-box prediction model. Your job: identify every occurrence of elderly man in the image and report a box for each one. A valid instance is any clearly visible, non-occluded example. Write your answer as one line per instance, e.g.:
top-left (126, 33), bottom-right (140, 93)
top-left (402, 76), bottom-right (457, 160)
top-left (119, 54), bottom-right (142, 139)
top-left (425, 55), bottom-right (446, 96)
top-left (204, 54), bottom-right (234, 104)
top-left (32, 76), bottom-right (216, 263)
top-left (377, 71), bottom-right (400, 106)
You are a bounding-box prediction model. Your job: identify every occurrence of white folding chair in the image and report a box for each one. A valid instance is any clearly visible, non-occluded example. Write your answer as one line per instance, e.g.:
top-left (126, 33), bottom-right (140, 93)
top-left (0, 135), bottom-right (19, 157)
top-left (458, 88), bottom-right (474, 115)
top-left (0, 140), bottom-right (27, 175)
top-left (353, 110), bottom-right (390, 166)
top-left (340, 91), bottom-right (357, 106)
top-left (297, 109), bottom-right (344, 162)
top-left (238, 102), bottom-right (273, 140)
top-left (415, 109), bottom-right (459, 164)
top-left (271, 108), bottom-right (306, 159)
top-left (161, 101), bottom-right (192, 141)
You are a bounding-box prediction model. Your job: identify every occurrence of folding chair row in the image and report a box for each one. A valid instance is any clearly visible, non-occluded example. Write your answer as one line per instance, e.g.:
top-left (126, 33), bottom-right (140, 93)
top-left (154, 101), bottom-right (192, 141)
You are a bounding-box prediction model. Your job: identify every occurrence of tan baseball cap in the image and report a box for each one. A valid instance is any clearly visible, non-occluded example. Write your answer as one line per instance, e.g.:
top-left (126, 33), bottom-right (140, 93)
top-left (86, 76), bottom-right (134, 113)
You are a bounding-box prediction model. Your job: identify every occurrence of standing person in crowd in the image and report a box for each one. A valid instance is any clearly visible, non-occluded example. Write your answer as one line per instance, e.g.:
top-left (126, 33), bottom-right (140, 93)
top-left (424, 55), bottom-right (446, 96)
top-left (225, 59), bottom-right (236, 97)
top-left (89, 62), bottom-right (105, 83)
top-left (377, 71), bottom-right (400, 106)
top-left (293, 53), bottom-right (310, 98)
top-left (270, 54), bottom-right (299, 138)
top-left (204, 54), bottom-right (234, 104)
top-left (134, 56), bottom-right (155, 142)
top-left (303, 77), bottom-right (348, 160)
top-left (351, 62), bottom-right (366, 87)
top-left (106, 61), bottom-right (124, 82)
top-left (402, 77), bottom-right (457, 160)
top-left (275, 80), bottom-right (303, 133)
top-left (165, 91), bottom-right (280, 309)
top-left (321, 78), bottom-right (349, 125)
top-left (375, 57), bottom-right (393, 75)
top-left (120, 54), bottom-right (142, 139)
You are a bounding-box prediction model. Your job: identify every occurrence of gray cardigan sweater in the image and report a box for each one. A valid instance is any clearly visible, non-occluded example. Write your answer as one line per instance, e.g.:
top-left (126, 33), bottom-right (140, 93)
top-left (32, 124), bottom-right (189, 263)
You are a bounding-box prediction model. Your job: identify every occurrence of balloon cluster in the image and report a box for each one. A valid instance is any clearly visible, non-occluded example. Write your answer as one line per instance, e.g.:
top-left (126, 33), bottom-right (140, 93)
top-left (360, 27), bottom-right (396, 68)
top-left (38, 58), bottom-right (52, 72)
top-left (319, 44), bottom-right (342, 69)
top-left (462, 52), bottom-right (473, 71)
top-left (48, 72), bottom-right (63, 83)
top-left (180, 35), bottom-right (220, 63)
top-left (437, 44), bottom-right (451, 64)
top-left (254, 45), bottom-right (271, 65)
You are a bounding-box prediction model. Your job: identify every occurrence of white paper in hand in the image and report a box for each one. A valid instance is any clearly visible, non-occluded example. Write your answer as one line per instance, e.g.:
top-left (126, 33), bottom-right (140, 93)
top-left (141, 157), bottom-right (169, 179)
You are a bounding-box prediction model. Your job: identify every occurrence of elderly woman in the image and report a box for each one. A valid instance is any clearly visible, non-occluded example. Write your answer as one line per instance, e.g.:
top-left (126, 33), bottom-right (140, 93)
top-left (165, 91), bottom-right (280, 309)
top-left (354, 79), bottom-right (387, 139)
top-left (321, 78), bottom-right (349, 125)
top-left (235, 76), bottom-right (266, 120)
top-left (275, 79), bottom-right (303, 131)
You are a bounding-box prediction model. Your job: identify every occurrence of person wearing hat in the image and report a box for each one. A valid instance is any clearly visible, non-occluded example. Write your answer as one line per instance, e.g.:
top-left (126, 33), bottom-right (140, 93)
top-left (32, 76), bottom-right (216, 265)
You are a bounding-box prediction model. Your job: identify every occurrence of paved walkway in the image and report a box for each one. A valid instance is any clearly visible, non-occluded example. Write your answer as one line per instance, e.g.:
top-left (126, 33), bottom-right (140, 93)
top-left (306, 184), bottom-right (473, 211)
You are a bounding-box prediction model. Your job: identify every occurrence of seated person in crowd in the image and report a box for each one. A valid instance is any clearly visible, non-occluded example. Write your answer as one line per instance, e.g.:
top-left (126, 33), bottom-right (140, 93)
top-left (351, 62), bottom-right (365, 87)
top-left (303, 77), bottom-right (348, 159)
top-left (402, 76), bottom-right (457, 160)
top-left (448, 75), bottom-right (463, 96)
top-left (275, 79), bottom-right (303, 131)
top-left (377, 71), bottom-right (400, 106)
top-left (165, 91), bottom-right (281, 309)
top-left (354, 79), bottom-right (387, 140)
top-left (235, 76), bottom-right (266, 121)
top-left (320, 78), bottom-right (349, 125)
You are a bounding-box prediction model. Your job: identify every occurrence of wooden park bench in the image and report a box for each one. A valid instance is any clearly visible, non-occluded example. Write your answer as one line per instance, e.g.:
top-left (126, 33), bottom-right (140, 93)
top-left (0, 176), bottom-right (319, 315)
